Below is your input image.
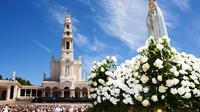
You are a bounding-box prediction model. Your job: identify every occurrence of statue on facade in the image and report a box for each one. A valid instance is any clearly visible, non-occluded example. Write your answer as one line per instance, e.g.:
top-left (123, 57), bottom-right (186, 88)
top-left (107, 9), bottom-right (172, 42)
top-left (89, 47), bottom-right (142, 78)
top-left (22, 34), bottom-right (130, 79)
top-left (12, 70), bottom-right (16, 81)
top-left (147, 0), bottom-right (168, 41)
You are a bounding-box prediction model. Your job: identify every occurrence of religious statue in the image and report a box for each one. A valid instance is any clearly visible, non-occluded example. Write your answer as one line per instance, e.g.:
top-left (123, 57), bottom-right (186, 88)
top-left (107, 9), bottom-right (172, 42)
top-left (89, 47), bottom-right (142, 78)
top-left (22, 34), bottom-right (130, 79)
top-left (12, 70), bottom-right (16, 81)
top-left (147, 0), bottom-right (168, 41)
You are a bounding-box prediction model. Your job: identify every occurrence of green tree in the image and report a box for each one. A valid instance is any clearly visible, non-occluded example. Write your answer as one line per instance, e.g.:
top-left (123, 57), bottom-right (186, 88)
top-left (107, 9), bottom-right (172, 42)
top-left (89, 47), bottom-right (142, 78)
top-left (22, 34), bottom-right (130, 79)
top-left (16, 77), bottom-right (32, 85)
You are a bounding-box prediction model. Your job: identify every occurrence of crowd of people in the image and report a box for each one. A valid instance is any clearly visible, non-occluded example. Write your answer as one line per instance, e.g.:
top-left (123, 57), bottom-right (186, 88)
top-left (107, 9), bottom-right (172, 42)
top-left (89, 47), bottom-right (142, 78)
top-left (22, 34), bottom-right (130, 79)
top-left (0, 103), bottom-right (90, 112)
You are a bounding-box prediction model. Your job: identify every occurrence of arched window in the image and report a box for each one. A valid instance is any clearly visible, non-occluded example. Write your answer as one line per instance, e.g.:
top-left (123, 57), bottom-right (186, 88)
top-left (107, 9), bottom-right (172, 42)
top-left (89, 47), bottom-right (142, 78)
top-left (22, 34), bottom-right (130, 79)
top-left (52, 87), bottom-right (60, 98)
top-left (44, 87), bottom-right (51, 97)
top-left (66, 65), bottom-right (69, 75)
top-left (67, 25), bottom-right (70, 29)
top-left (64, 87), bottom-right (70, 98)
top-left (75, 87), bottom-right (80, 98)
top-left (82, 87), bottom-right (88, 98)
top-left (66, 42), bottom-right (70, 49)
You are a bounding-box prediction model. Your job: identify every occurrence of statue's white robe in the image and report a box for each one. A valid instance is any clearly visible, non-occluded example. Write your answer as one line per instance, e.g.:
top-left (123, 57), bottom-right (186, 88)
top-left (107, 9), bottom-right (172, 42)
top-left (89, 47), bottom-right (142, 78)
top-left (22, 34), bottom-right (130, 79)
top-left (147, 3), bottom-right (168, 41)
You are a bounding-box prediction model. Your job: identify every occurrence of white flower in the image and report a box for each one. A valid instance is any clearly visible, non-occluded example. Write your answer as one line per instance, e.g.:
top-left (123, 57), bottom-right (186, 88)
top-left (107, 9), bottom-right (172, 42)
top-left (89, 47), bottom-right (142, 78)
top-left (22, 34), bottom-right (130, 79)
top-left (173, 78), bottom-right (179, 85)
top-left (158, 85), bottom-right (168, 93)
top-left (184, 93), bottom-right (191, 99)
top-left (90, 88), bottom-right (95, 92)
top-left (156, 44), bottom-right (164, 50)
top-left (111, 56), bottom-right (117, 63)
top-left (94, 101), bottom-right (97, 105)
top-left (141, 56), bottom-right (148, 63)
top-left (170, 88), bottom-right (178, 95)
top-left (141, 75), bottom-right (149, 84)
top-left (142, 63), bottom-right (150, 72)
top-left (93, 82), bottom-right (97, 86)
top-left (143, 87), bottom-right (150, 93)
top-left (170, 66), bottom-right (177, 73)
top-left (135, 95), bottom-right (143, 102)
top-left (174, 71), bottom-right (179, 76)
top-left (142, 100), bottom-right (150, 107)
top-left (100, 67), bottom-right (105, 72)
top-left (152, 78), bottom-right (157, 84)
top-left (161, 95), bottom-right (165, 100)
top-left (151, 95), bottom-right (158, 102)
top-left (98, 79), bottom-right (105, 85)
top-left (97, 96), bottom-right (101, 103)
top-left (166, 80), bottom-right (174, 87)
top-left (154, 59), bottom-right (164, 69)
top-left (91, 94), bottom-right (97, 98)
top-left (178, 87), bottom-right (186, 95)
top-left (157, 75), bottom-right (163, 81)
top-left (90, 73), bottom-right (96, 78)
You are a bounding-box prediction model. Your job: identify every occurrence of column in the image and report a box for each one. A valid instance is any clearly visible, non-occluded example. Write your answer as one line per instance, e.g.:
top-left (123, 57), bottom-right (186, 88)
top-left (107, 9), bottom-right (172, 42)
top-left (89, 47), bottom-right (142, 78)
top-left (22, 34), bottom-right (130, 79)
top-left (25, 89), bottom-right (27, 98)
top-left (42, 90), bottom-right (45, 97)
top-left (88, 91), bottom-right (91, 99)
top-left (36, 90), bottom-right (38, 98)
top-left (6, 86), bottom-right (10, 101)
top-left (17, 88), bottom-right (21, 98)
top-left (61, 90), bottom-right (64, 97)
top-left (30, 89), bottom-right (32, 98)
top-left (13, 85), bottom-right (17, 100)
top-left (50, 90), bottom-right (53, 97)
top-left (70, 89), bottom-right (75, 98)
top-left (80, 91), bottom-right (83, 98)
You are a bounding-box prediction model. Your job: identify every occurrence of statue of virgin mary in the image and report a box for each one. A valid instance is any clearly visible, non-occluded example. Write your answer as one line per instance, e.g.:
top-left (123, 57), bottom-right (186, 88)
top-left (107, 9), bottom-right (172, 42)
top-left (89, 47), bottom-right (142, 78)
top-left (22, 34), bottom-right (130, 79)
top-left (147, 0), bottom-right (168, 41)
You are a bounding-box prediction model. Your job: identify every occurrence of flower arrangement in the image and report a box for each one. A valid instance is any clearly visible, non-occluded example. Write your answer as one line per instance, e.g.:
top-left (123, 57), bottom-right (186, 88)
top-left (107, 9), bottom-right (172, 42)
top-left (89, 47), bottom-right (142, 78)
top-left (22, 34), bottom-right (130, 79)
top-left (88, 36), bottom-right (200, 112)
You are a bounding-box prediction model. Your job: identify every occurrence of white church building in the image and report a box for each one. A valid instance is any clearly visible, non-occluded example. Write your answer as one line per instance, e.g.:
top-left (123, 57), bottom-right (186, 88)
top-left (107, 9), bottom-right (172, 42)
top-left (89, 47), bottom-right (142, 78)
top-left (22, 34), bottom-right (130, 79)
top-left (0, 14), bottom-right (89, 102)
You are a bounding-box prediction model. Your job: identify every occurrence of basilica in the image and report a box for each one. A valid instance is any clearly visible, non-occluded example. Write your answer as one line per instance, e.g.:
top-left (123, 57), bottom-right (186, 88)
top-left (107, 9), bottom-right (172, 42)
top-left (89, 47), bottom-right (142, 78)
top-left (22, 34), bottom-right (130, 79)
top-left (0, 14), bottom-right (89, 102)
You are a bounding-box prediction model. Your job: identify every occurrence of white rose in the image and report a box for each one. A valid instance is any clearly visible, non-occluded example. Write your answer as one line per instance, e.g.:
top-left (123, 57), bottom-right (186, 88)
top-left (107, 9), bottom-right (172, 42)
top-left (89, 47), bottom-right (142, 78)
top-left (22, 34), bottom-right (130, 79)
top-left (152, 78), bottom-right (157, 84)
top-left (141, 75), bottom-right (149, 84)
top-left (100, 67), bottom-right (105, 72)
top-left (151, 95), bottom-right (158, 102)
top-left (173, 78), bottom-right (179, 85)
top-left (174, 71), bottom-right (179, 76)
top-left (157, 75), bottom-right (163, 81)
top-left (94, 101), bottom-right (97, 105)
top-left (90, 73), bottom-right (96, 78)
top-left (166, 80), bottom-right (174, 87)
top-left (135, 95), bottom-right (143, 102)
top-left (170, 66), bottom-right (177, 73)
top-left (98, 79), bottom-right (105, 85)
top-left (158, 85), bottom-right (168, 93)
top-left (142, 63), bottom-right (150, 72)
top-left (156, 44), bottom-right (164, 50)
top-left (161, 95), bottom-right (165, 100)
top-left (141, 56), bottom-right (148, 63)
top-left (90, 88), bottom-right (95, 92)
top-left (184, 92), bottom-right (191, 99)
top-left (170, 88), bottom-right (177, 95)
top-left (93, 81), bottom-right (97, 86)
top-left (178, 87), bottom-right (185, 95)
top-left (154, 59), bottom-right (164, 69)
top-left (91, 94), bottom-right (97, 98)
top-left (111, 56), bottom-right (117, 62)
top-left (142, 100), bottom-right (150, 107)
top-left (143, 87), bottom-right (150, 93)
top-left (97, 96), bottom-right (101, 103)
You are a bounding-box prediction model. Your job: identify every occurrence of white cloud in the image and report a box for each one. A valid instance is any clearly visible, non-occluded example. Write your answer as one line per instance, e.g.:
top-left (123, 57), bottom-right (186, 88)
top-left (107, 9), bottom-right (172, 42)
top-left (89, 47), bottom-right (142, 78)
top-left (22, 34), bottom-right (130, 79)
top-left (87, 0), bottom-right (96, 12)
top-left (98, 0), bottom-right (148, 50)
top-left (32, 39), bottom-right (51, 53)
top-left (88, 38), bottom-right (105, 51)
top-left (75, 33), bottom-right (89, 46)
top-left (97, 0), bottom-right (178, 50)
top-left (172, 0), bottom-right (190, 11)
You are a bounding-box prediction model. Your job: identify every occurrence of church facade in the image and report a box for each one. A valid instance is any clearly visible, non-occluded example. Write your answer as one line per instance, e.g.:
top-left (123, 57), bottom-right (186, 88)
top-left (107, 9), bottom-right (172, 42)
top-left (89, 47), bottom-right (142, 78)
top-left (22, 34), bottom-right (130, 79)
top-left (0, 14), bottom-right (89, 102)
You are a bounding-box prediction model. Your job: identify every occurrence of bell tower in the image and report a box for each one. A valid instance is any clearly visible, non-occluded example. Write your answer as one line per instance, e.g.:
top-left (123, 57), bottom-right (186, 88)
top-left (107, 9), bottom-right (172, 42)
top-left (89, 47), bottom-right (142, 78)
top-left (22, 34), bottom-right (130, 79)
top-left (61, 12), bottom-right (74, 61)
top-left (59, 11), bottom-right (76, 82)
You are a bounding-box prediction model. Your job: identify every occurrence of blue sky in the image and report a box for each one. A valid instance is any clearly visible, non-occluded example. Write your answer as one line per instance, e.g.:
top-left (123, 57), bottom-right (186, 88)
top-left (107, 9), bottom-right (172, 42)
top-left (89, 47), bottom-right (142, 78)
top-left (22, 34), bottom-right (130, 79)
top-left (0, 0), bottom-right (200, 85)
